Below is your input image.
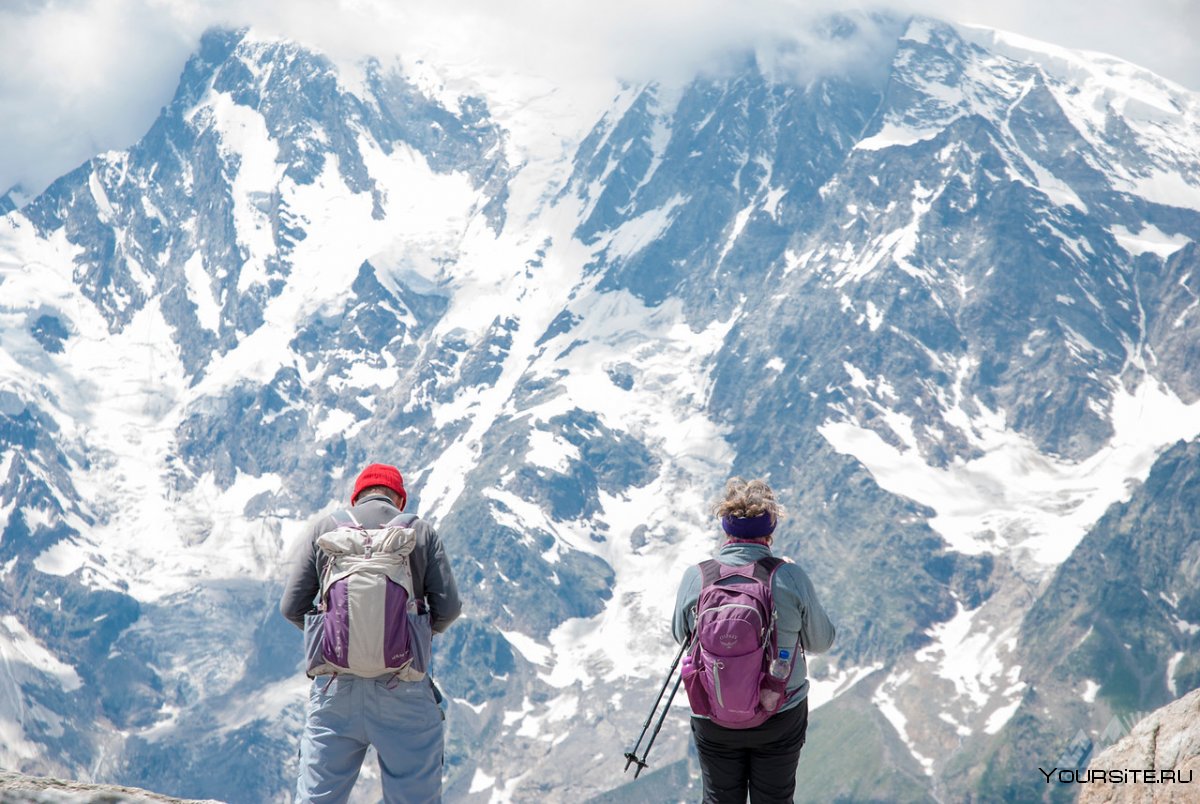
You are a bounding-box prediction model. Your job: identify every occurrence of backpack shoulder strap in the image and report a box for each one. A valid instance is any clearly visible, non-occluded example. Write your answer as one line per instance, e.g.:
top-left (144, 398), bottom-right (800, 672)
top-left (329, 509), bottom-right (361, 528)
top-left (698, 559), bottom-right (724, 588)
top-left (385, 512), bottom-right (419, 528)
top-left (753, 556), bottom-right (784, 584)
top-left (757, 556), bottom-right (803, 664)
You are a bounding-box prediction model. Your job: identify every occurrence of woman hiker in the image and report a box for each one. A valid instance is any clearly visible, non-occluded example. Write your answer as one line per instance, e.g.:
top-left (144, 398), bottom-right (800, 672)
top-left (672, 476), bottom-right (836, 803)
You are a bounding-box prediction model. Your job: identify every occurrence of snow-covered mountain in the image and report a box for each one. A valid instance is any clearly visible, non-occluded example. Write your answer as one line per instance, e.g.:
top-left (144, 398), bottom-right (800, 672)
top-left (1, 14), bottom-right (1199, 802)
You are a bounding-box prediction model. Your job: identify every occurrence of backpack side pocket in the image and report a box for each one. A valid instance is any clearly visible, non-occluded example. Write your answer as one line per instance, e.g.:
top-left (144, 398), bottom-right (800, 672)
top-left (304, 612), bottom-right (331, 678)
top-left (681, 648), bottom-right (713, 718)
top-left (395, 609), bottom-right (432, 682)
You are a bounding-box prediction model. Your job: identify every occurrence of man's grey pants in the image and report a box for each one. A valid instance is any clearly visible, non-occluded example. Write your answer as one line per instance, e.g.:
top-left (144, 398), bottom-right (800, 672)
top-left (297, 674), bottom-right (443, 803)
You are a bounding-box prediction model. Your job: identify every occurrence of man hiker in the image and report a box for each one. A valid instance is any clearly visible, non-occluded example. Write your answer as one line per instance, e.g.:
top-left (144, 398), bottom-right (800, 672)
top-left (280, 463), bottom-right (462, 804)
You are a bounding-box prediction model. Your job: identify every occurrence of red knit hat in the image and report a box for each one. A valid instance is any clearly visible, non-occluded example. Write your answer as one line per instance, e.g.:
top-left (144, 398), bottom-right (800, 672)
top-left (351, 463), bottom-right (406, 508)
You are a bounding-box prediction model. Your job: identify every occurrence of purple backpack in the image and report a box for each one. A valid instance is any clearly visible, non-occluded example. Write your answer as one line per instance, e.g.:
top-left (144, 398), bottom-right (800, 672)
top-left (681, 557), bottom-right (792, 728)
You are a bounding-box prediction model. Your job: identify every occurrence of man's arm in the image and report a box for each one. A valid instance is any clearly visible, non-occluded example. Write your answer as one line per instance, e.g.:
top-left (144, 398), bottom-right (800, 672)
top-left (279, 522), bottom-right (322, 630)
top-left (423, 526), bottom-right (462, 633)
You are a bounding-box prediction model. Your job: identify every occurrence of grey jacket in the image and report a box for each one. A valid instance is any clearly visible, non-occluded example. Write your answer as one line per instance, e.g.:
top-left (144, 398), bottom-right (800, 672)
top-left (672, 541), bottom-right (836, 709)
top-left (279, 494), bottom-right (463, 634)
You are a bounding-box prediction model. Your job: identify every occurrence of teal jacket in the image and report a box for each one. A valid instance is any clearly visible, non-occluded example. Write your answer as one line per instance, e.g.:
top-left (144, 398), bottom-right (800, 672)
top-left (672, 541), bottom-right (836, 709)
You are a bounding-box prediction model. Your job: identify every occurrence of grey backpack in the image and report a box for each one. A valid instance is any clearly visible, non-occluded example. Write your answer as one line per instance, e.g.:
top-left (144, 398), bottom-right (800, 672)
top-left (304, 510), bottom-right (432, 680)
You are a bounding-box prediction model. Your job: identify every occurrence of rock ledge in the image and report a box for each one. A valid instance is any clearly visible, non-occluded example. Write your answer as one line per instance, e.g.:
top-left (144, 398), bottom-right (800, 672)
top-left (1077, 689), bottom-right (1200, 803)
top-left (0, 772), bottom-right (223, 804)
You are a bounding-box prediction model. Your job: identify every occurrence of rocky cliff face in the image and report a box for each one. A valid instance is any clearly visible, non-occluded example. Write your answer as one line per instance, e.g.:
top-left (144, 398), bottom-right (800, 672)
top-left (1, 14), bottom-right (1199, 803)
top-left (1076, 688), bottom-right (1200, 803)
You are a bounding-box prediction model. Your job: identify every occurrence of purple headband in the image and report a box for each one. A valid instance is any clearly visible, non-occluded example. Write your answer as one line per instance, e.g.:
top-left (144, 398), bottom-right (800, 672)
top-left (721, 512), bottom-right (776, 540)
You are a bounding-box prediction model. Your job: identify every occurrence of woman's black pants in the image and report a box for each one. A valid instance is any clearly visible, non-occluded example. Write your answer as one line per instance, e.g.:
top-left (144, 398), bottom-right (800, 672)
top-left (690, 699), bottom-right (809, 803)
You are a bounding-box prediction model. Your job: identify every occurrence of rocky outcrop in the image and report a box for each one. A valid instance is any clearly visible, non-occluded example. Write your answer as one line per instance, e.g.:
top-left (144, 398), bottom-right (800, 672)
top-left (1077, 689), bottom-right (1200, 803)
top-left (0, 772), bottom-right (222, 803)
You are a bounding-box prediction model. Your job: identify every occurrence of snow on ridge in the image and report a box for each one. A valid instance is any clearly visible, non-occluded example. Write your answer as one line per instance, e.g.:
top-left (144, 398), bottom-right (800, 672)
top-left (956, 22), bottom-right (1200, 211)
top-left (873, 669), bottom-right (935, 775)
top-left (313, 408), bottom-right (362, 442)
top-left (808, 662), bottom-right (883, 711)
top-left (876, 18), bottom-right (1200, 213)
top-left (525, 428), bottom-right (581, 474)
top-left (602, 193), bottom-right (688, 261)
top-left (820, 374), bottom-right (1200, 568)
top-left (827, 181), bottom-right (936, 287)
top-left (899, 17), bottom-right (938, 46)
top-left (0, 52), bottom-right (504, 608)
top-left (182, 252), bottom-right (221, 333)
top-left (87, 169), bottom-right (116, 222)
top-left (417, 237), bottom-right (595, 518)
top-left (225, 27), bottom-right (623, 230)
top-left (1124, 170), bottom-right (1200, 214)
top-left (513, 691), bottom-right (578, 742)
top-left (0, 615), bottom-right (82, 693)
top-left (206, 91), bottom-right (283, 295)
top-left (468, 769), bottom-right (495, 795)
top-left (530, 300), bottom-right (737, 692)
top-left (399, 53), bottom-right (624, 228)
top-left (499, 628), bottom-right (552, 667)
top-left (855, 122), bottom-right (947, 151)
top-left (1110, 223), bottom-right (1191, 259)
top-left (958, 23), bottom-right (1199, 107)
top-left (983, 696), bottom-right (1023, 735)
top-left (1168, 651), bottom-right (1186, 696)
top-left (913, 603), bottom-right (1024, 719)
top-left (0, 214), bottom-right (246, 601)
top-left (483, 485), bottom-right (605, 568)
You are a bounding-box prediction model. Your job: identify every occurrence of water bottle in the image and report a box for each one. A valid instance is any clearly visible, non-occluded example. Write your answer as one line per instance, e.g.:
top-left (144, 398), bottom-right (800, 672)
top-left (768, 648), bottom-right (792, 680)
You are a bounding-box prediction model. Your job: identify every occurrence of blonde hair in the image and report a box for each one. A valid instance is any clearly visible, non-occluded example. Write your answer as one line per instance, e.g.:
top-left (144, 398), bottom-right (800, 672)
top-left (711, 477), bottom-right (784, 521)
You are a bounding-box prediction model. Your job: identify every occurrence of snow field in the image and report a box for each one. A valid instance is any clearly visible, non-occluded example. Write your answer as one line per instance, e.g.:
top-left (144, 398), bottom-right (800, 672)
top-left (821, 370), bottom-right (1200, 566)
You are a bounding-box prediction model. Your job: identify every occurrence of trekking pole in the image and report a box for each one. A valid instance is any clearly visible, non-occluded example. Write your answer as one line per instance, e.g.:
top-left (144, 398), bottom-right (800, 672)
top-left (630, 670), bottom-right (683, 778)
top-left (624, 637), bottom-right (689, 778)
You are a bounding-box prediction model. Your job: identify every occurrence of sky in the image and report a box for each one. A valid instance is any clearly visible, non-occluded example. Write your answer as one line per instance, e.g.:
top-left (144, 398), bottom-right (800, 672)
top-left (0, 0), bottom-right (1197, 197)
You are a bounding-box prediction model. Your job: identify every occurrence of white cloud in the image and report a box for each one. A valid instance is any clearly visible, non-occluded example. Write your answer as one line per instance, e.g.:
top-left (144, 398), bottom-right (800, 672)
top-left (918, 0), bottom-right (1199, 91)
top-left (0, 0), bottom-right (196, 195)
top-left (0, 0), bottom-right (1196, 197)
